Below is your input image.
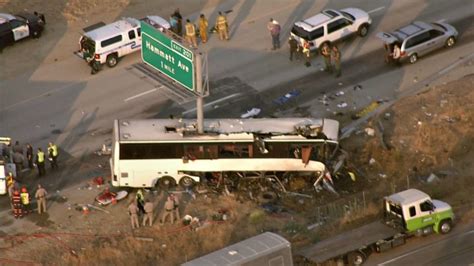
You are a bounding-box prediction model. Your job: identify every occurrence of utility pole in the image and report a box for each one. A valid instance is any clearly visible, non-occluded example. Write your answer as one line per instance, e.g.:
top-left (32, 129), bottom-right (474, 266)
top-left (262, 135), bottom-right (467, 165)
top-left (195, 53), bottom-right (204, 134)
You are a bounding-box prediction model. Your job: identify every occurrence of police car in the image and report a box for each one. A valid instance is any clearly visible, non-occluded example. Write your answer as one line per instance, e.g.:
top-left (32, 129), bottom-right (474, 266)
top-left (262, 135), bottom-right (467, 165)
top-left (77, 16), bottom-right (170, 69)
top-left (0, 12), bottom-right (46, 52)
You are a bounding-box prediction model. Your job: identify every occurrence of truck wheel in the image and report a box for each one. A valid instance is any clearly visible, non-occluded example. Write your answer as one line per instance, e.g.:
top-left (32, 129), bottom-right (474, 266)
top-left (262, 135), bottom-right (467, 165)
top-left (179, 176), bottom-right (195, 188)
top-left (32, 30), bottom-right (40, 38)
top-left (358, 24), bottom-right (369, 37)
top-left (439, 219), bottom-right (452, 234)
top-left (347, 250), bottom-right (366, 266)
top-left (106, 54), bottom-right (118, 67)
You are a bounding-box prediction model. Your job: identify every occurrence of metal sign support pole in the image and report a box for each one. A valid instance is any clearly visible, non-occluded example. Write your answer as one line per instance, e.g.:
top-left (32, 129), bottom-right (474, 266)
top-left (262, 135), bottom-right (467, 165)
top-left (195, 53), bottom-right (204, 134)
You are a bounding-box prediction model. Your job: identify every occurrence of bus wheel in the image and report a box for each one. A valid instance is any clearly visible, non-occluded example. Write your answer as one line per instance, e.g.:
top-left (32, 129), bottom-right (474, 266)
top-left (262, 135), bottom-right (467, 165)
top-left (159, 176), bottom-right (176, 190)
top-left (179, 176), bottom-right (195, 188)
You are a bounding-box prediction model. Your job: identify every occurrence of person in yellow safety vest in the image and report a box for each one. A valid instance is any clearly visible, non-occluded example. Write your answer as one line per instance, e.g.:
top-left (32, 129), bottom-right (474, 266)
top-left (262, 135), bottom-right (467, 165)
top-left (199, 14), bottom-right (209, 43)
top-left (48, 142), bottom-right (59, 169)
top-left (216, 11), bottom-right (229, 41)
top-left (36, 148), bottom-right (46, 176)
top-left (6, 172), bottom-right (15, 198)
top-left (20, 187), bottom-right (30, 214)
top-left (185, 19), bottom-right (198, 48)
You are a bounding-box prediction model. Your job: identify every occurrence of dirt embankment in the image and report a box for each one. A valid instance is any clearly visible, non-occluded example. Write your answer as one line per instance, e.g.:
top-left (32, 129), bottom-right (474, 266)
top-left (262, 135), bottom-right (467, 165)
top-left (342, 74), bottom-right (474, 213)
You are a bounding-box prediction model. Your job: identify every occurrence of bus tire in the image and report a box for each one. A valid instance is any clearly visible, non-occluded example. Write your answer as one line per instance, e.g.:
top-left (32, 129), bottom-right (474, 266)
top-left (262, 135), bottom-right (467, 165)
top-left (179, 176), bottom-right (195, 188)
top-left (159, 176), bottom-right (176, 190)
top-left (439, 219), bottom-right (452, 234)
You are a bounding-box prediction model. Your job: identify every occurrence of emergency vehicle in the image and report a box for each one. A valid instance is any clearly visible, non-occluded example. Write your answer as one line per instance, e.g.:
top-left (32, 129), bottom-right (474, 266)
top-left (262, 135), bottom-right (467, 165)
top-left (0, 137), bottom-right (11, 195)
top-left (76, 16), bottom-right (170, 68)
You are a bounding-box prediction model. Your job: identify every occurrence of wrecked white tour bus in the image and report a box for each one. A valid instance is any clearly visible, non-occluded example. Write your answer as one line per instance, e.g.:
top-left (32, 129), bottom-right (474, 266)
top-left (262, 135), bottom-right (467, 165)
top-left (110, 118), bottom-right (340, 189)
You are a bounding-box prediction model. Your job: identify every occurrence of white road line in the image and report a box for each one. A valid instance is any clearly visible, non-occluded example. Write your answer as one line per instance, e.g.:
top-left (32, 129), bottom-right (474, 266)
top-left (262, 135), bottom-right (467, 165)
top-left (124, 88), bottom-right (157, 102)
top-left (378, 229), bottom-right (474, 265)
top-left (368, 6), bottom-right (385, 14)
top-left (437, 19), bottom-right (446, 23)
top-left (182, 93), bottom-right (242, 115)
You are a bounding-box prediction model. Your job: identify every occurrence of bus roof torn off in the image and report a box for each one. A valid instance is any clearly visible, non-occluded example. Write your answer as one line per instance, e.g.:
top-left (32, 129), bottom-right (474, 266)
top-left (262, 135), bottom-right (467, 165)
top-left (118, 118), bottom-right (339, 142)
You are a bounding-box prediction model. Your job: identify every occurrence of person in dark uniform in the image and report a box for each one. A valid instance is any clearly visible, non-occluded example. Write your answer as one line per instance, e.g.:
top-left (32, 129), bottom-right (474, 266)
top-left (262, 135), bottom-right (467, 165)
top-left (288, 36), bottom-right (299, 61)
top-left (173, 8), bottom-right (183, 36)
top-left (26, 143), bottom-right (34, 169)
top-left (84, 50), bottom-right (100, 75)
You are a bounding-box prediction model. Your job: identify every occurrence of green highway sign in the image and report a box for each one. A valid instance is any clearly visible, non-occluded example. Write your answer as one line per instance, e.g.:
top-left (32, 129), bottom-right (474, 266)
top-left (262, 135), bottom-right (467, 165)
top-left (141, 22), bottom-right (195, 91)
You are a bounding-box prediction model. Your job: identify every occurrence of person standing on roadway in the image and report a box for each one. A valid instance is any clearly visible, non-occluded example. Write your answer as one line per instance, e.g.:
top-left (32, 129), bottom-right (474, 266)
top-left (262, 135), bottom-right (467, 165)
top-left (392, 42), bottom-right (402, 66)
top-left (216, 11), bottom-right (229, 41)
top-left (173, 8), bottom-right (183, 36)
top-left (128, 201), bottom-right (140, 229)
top-left (142, 199), bottom-right (154, 227)
top-left (48, 142), bottom-right (59, 169)
top-left (35, 184), bottom-right (48, 214)
top-left (185, 19), bottom-right (198, 48)
top-left (26, 143), bottom-right (34, 170)
top-left (288, 36), bottom-right (299, 61)
top-left (160, 195), bottom-right (175, 225)
top-left (331, 45), bottom-right (341, 78)
top-left (12, 189), bottom-right (22, 218)
top-left (20, 187), bottom-right (30, 214)
top-left (303, 40), bottom-right (311, 67)
top-left (36, 148), bottom-right (46, 176)
top-left (267, 19), bottom-right (281, 50)
top-left (136, 189), bottom-right (145, 215)
top-left (199, 14), bottom-right (209, 43)
top-left (321, 43), bottom-right (332, 73)
top-left (171, 193), bottom-right (180, 222)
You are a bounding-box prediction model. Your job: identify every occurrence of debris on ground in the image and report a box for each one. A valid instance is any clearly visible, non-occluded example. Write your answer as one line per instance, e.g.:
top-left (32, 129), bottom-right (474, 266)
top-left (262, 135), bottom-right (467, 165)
top-left (241, 108), bottom-right (261, 118)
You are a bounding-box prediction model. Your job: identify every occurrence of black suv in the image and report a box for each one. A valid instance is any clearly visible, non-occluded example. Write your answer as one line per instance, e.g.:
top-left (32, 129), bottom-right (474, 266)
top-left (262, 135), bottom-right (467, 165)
top-left (0, 12), bottom-right (46, 52)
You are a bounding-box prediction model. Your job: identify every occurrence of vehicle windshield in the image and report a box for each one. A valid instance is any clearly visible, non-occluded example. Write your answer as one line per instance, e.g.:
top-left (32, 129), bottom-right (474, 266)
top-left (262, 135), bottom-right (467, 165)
top-left (431, 22), bottom-right (447, 32)
top-left (340, 11), bottom-right (355, 21)
top-left (80, 36), bottom-right (96, 54)
top-left (291, 25), bottom-right (309, 40)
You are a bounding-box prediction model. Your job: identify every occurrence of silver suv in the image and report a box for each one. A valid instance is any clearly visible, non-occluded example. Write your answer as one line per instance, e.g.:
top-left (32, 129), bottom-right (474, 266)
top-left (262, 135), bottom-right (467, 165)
top-left (290, 8), bottom-right (372, 51)
top-left (377, 21), bottom-right (458, 64)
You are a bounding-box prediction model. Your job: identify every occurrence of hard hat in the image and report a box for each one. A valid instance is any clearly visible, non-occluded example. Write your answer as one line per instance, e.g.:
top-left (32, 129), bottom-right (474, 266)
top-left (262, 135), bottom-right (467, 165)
top-left (21, 187), bottom-right (27, 193)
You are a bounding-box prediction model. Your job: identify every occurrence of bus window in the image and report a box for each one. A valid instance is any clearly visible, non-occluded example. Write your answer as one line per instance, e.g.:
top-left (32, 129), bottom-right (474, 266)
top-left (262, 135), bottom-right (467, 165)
top-left (205, 145), bottom-right (218, 159)
top-left (265, 143), bottom-right (289, 158)
top-left (120, 143), bottom-right (182, 159)
top-left (218, 143), bottom-right (251, 158)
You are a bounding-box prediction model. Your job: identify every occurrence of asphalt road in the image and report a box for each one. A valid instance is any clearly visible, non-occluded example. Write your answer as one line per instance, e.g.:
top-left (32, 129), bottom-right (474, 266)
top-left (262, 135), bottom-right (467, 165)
top-left (367, 224), bottom-right (474, 266)
top-left (1, 0), bottom-right (473, 158)
top-left (0, 0), bottom-right (474, 250)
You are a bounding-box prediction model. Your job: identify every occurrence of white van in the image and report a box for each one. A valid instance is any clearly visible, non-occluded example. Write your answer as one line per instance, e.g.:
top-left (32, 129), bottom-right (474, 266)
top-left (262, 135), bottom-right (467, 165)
top-left (77, 16), bottom-right (170, 68)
